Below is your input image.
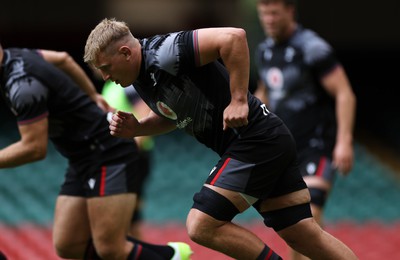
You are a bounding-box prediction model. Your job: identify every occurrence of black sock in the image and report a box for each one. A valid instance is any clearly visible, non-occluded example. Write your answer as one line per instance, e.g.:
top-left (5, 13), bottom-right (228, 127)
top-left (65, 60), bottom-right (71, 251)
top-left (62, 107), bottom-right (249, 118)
top-left (84, 238), bottom-right (167, 260)
top-left (127, 242), bottom-right (166, 260)
top-left (256, 245), bottom-right (282, 260)
top-left (127, 236), bottom-right (174, 259)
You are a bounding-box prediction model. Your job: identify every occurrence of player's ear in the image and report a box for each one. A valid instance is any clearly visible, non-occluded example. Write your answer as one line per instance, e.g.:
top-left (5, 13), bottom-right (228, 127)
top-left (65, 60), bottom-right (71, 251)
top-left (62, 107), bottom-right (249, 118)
top-left (119, 46), bottom-right (132, 59)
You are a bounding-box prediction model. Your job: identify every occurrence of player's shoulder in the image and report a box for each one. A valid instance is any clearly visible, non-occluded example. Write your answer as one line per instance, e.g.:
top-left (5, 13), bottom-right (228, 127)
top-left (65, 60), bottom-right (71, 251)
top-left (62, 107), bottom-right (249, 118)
top-left (294, 26), bottom-right (331, 49)
top-left (6, 47), bottom-right (41, 61)
top-left (293, 26), bottom-right (333, 62)
top-left (10, 77), bottom-right (47, 102)
top-left (295, 27), bottom-right (319, 40)
top-left (142, 30), bottom-right (195, 76)
top-left (142, 30), bottom-right (188, 48)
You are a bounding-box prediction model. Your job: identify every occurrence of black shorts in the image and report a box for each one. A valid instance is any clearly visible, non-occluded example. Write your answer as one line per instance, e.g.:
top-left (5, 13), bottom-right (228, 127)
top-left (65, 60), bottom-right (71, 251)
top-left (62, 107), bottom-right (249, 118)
top-left (206, 124), bottom-right (307, 200)
top-left (297, 149), bottom-right (336, 183)
top-left (60, 142), bottom-right (140, 198)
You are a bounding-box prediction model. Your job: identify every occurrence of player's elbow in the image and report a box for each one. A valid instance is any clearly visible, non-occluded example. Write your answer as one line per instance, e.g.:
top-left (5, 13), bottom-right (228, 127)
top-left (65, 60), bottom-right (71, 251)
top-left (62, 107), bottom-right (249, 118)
top-left (235, 28), bottom-right (247, 39)
top-left (57, 51), bottom-right (71, 62)
top-left (29, 144), bottom-right (47, 161)
top-left (55, 51), bottom-right (74, 68)
top-left (226, 28), bottom-right (247, 42)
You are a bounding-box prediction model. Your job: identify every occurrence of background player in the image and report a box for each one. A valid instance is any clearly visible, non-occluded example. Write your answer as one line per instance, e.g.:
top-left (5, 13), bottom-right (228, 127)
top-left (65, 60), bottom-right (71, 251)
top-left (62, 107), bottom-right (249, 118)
top-left (0, 43), bottom-right (191, 260)
top-left (254, 0), bottom-right (357, 259)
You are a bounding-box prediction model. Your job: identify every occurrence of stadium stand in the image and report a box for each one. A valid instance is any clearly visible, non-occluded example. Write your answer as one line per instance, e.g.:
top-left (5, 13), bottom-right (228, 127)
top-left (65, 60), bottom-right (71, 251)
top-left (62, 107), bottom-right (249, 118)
top-left (1, 120), bottom-right (400, 259)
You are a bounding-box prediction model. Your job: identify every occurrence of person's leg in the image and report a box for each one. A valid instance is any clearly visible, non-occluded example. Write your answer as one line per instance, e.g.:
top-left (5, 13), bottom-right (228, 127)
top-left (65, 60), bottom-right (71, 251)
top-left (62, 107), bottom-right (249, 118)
top-left (127, 237), bottom-right (192, 260)
top-left (187, 209), bottom-right (272, 259)
top-left (279, 217), bottom-right (357, 260)
top-left (53, 195), bottom-right (91, 259)
top-left (257, 189), bottom-right (358, 260)
top-left (53, 195), bottom-right (155, 260)
top-left (129, 198), bottom-right (144, 238)
top-left (87, 193), bottom-right (135, 259)
top-left (87, 193), bottom-right (184, 260)
top-left (290, 180), bottom-right (330, 260)
top-left (187, 185), bottom-right (281, 260)
top-left (185, 131), bottom-right (295, 259)
top-left (55, 146), bottom-right (190, 260)
top-left (0, 251), bottom-right (7, 260)
top-left (290, 154), bottom-right (335, 260)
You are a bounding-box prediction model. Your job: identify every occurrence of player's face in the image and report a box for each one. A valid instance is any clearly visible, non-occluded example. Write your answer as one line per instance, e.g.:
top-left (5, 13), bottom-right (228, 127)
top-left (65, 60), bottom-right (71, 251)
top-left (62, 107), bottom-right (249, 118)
top-left (257, 2), bottom-right (295, 41)
top-left (94, 46), bottom-right (137, 87)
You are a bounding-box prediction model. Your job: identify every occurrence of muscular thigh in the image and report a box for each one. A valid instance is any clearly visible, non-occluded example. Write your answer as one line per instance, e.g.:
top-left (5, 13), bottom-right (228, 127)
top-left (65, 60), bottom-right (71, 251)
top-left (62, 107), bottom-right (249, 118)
top-left (53, 195), bottom-right (90, 252)
top-left (257, 188), bottom-right (311, 212)
top-left (88, 193), bottom-right (137, 242)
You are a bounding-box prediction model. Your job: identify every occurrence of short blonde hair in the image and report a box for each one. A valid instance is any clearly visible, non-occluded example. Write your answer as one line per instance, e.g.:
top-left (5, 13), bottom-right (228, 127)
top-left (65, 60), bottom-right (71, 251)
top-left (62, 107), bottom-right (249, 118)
top-left (84, 18), bottom-right (133, 64)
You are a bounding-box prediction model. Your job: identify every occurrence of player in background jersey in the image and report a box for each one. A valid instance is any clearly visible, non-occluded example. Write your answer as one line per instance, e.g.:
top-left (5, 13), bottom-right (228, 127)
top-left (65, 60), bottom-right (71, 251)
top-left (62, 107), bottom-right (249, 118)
top-left (0, 43), bottom-right (191, 260)
top-left (84, 18), bottom-right (358, 259)
top-left (254, 1), bottom-right (357, 259)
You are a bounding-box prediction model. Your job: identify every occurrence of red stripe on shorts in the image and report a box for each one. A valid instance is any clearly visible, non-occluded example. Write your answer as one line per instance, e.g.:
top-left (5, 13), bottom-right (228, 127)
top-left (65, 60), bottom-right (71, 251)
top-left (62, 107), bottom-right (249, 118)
top-left (211, 157), bottom-right (231, 185)
top-left (315, 157), bottom-right (327, 177)
top-left (100, 166), bottom-right (107, 196)
top-left (135, 244), bottom-right (143, 259)
top-left (266, 248), bottom-right (273, 259)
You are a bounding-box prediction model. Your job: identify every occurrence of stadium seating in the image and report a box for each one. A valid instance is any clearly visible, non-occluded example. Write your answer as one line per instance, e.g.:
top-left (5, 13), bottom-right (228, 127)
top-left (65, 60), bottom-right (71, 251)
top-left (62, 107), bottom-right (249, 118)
top-left (1, 126), bottom-right (400, 259)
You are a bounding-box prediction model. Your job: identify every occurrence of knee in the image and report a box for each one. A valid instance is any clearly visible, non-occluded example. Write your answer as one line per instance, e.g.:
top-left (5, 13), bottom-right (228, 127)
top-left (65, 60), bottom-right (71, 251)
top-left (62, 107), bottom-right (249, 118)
top-left (96, 247), bottom-right (120, 260)
top-left (53, 239), bottom-right (79, 259)
top-left (94, 240), bottom-right (126, 260)
top-left (186, 210), bottom-right (212, 244)
top-left (279, 218), bottom-right (323, 249)
top-left (54, 246), bottom-right (71, 259)
top-left (187, 186), bottom-right (239, 244)
top-left (186, 223), bottom-right (203, 244)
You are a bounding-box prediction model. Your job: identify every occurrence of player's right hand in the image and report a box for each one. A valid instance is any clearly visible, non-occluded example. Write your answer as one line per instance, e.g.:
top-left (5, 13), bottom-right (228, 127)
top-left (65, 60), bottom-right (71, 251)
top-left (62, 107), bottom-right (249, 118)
top-left (109, 110), bottom-right (139, 139)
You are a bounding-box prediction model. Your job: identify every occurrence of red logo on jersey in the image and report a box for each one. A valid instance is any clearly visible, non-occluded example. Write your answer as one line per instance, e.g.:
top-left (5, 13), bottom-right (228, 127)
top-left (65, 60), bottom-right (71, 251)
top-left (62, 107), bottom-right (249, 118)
top-left (267, 67), bottom-right (283, 89)
top-left (156, 101), bottom-right (177, 120)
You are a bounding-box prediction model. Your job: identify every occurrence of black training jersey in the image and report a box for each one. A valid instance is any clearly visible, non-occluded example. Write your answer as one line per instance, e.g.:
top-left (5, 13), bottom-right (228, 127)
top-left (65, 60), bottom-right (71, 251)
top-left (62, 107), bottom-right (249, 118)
top-left (255, 26), bottom-right (337, 151)
top-left (134, 30), bottom-right (282, 156)
top-left (0, 48), bottom-right (135, 161)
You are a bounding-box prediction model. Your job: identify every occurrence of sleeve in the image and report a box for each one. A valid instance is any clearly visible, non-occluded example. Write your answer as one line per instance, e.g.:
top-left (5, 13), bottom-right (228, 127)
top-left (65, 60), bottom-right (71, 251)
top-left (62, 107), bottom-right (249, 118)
top-left (175, 30), bottom-right (198, 70)
top-left (303, 33), bottom-right (339, 78)
top-left (9, 77), bottom-right (49, 125)
top-left (150, 30), bottom-right (197, 75)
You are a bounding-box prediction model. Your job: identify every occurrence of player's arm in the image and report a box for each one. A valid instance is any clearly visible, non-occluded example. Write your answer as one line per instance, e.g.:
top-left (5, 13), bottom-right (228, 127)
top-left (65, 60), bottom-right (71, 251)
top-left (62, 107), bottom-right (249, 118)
top-left (110, 110), bottom-right (176, 139)
top-left (196, 28), bottom-right (250, 130)
top-left (132, 99), bottom-right (154, 149)
top-left (321, 65), bottom-right (356, 174)
top-left (39, 50), bottom-right (112, 112)
top-left (0, 118), bottom-right (48, 168)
